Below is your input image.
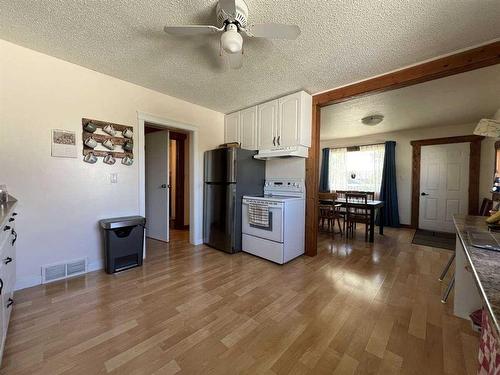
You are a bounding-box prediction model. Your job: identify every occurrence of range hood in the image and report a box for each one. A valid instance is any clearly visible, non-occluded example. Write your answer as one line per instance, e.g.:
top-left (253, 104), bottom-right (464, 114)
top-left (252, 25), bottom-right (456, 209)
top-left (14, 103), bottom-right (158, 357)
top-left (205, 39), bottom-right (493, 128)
top-left (254, 145), bottom-right (308, 160)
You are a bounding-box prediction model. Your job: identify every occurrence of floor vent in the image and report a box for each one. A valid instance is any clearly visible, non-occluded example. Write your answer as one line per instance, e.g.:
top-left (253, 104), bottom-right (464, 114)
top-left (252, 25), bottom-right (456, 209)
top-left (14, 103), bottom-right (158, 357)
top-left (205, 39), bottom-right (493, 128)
top-left (41, 258), bottom-right (88, 284)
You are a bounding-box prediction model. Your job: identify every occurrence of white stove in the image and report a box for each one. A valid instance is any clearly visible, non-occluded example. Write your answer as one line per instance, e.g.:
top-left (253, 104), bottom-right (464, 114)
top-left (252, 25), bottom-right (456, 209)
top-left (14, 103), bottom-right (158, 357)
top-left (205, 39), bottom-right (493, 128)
top-left (242, 179), bottom-right (305, 264)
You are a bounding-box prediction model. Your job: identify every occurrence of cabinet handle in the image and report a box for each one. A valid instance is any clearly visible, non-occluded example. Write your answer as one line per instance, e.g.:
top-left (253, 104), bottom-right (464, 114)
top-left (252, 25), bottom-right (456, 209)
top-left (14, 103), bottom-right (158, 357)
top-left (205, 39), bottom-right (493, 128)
top-left (273, 136), bottom-right (276, 146)
top-left (0, 279), bottom-right (3, 295)
top-left (11, 230), bottom-right (17, 246)
top-left (277, 136), bottom-right (280, 146)
top-left (3, 226), bottom-right (10, 232)
top-left (12, 213), bottom-right (17, 216)
top-left (8, 218), bottom-right (14, 222)
top-left (3, 257), bottom-right (12, 265)
top-left (7, 298), bottom-right (13, 308)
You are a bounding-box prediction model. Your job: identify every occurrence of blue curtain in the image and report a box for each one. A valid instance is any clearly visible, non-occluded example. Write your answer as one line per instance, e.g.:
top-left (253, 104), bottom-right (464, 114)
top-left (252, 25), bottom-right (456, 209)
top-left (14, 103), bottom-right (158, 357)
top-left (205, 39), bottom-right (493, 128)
top-left (377, 141), bottom-right (400, 227)
top-left (319, 148), bottom-right (330, 192)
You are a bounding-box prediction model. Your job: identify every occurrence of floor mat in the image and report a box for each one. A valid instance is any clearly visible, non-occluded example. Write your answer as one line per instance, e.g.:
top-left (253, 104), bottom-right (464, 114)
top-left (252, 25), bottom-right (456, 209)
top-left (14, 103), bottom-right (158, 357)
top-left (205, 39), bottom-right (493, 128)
top-left (412, 229), bottom-right (455, 250)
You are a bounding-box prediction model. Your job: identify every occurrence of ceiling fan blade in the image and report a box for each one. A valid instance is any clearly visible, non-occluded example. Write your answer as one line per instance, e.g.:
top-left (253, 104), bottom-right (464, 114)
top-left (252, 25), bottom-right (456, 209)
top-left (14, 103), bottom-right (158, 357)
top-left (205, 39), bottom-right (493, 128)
top-left (247, 24), bottom-right (301, 39)
top-left (163, 25), bottom-right (222, 36)
top-left (219, 0), bottom-right (237, 18)
top-left (227, 50), bottom-right (243, 69)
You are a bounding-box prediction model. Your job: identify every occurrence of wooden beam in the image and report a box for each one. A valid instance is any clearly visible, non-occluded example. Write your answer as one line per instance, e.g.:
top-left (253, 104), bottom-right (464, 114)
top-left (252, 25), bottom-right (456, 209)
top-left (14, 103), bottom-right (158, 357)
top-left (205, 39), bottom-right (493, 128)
top-left (305, 104), bottom-right (321, 256)
top-left (314, 41), bottom-right (500, 107)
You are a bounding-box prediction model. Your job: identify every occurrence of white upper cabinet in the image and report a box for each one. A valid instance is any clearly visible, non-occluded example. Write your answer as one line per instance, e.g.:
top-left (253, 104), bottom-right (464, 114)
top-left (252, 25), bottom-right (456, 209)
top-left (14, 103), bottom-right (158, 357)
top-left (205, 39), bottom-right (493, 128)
top-left (239, 107), bottom-right (258, 150)
top-left (224, 91), bottom-right (312, 150)
top-left (278, 91), bottom-right (311, 148)
top-left (224, 112), bottom-right (239, 144)
top-left (257, 100), bottom-right (278, 150)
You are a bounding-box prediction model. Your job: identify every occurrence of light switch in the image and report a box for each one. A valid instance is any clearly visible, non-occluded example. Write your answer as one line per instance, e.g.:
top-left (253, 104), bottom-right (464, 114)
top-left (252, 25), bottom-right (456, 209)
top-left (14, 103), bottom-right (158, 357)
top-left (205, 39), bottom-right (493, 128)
top-left (110, 173), bottom-right (118, 184)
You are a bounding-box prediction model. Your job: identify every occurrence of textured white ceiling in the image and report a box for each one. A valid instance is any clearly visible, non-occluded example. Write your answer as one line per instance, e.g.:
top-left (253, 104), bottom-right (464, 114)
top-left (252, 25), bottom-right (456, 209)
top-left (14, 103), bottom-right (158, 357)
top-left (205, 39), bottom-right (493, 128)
top-left (1, 1), bottom-right (499, 113)
top-left (320, 64), bottom-right (500, 140)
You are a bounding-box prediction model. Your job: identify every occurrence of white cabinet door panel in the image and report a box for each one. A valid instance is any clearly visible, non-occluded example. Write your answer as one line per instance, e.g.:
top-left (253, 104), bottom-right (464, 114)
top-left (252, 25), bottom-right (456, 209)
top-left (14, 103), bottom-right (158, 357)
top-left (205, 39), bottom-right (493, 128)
top-left (278, 93), bottom-right (300, 147)
top-left (257, 100), bottom-right (278, 150)
top-left (239, 107), bottom-right (257, 150)
top-left (224, 112), bottom-right (240, 144)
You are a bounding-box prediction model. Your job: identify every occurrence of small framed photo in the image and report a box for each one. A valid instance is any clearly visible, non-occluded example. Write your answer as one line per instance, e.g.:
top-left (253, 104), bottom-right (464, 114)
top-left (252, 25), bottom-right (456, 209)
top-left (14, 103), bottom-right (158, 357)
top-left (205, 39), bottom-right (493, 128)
top-left (51, 129), bottom-right (77, 158)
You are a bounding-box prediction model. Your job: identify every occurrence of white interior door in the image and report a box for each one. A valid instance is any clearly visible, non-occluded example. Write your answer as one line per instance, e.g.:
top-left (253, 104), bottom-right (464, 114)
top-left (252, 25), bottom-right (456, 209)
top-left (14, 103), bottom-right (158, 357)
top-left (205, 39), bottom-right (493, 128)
top-left (419, 143), bottom-right (470, 233)
top-left (145, 130), bottom-right (170, 242)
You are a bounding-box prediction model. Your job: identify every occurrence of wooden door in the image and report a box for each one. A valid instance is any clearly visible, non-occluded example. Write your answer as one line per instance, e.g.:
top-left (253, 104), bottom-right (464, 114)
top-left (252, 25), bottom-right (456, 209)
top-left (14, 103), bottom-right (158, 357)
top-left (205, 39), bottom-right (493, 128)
top-left (419, 143), bottom-right (470, 233)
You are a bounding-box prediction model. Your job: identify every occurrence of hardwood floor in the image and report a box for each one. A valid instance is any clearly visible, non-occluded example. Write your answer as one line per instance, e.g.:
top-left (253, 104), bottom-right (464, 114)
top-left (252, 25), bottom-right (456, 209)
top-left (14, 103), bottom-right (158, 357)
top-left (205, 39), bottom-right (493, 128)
top-left (1, 227), bottom-right (477, 374)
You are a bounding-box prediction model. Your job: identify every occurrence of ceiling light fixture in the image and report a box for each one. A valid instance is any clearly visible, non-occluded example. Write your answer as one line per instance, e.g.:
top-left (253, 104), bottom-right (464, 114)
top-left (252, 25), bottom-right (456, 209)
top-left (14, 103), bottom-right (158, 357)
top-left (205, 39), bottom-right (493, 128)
top-left (361, 114), bottom-right (384, 126)
top-left (473, 109), bottom-right (500, 137)
top-left (221, 24), bottom-right (243, 54)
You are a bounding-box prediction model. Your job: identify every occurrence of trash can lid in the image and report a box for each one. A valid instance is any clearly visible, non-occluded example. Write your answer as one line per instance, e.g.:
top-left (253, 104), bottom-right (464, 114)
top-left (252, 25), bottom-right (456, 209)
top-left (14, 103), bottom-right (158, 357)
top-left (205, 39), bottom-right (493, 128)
top-left (99, 216), bottom-right (146, 229)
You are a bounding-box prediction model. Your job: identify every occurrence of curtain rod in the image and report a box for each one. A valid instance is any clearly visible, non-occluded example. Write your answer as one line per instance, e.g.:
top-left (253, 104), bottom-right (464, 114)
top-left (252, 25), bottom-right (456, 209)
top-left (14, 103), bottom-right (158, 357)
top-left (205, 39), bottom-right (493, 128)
top-left (327, 142), bottom-right (385, 150)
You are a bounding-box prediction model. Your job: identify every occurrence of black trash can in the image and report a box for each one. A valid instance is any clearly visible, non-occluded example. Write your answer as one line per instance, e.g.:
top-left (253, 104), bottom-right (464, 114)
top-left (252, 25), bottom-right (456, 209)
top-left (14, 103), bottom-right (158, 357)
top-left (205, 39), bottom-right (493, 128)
top-left (99, 216), bottom-right (146, 274)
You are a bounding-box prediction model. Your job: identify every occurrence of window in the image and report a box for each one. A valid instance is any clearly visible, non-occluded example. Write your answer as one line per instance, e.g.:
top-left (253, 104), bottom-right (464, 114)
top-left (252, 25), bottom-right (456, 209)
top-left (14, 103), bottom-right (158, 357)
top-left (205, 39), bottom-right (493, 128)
top-left (328, 144), bottom-right (385, 195)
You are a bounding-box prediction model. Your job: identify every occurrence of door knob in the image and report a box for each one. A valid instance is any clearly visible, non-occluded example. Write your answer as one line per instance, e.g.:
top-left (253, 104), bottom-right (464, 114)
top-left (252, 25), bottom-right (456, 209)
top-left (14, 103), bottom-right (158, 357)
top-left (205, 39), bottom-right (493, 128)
top-left (160, 184), bottom-right (167, 188)
top-left (421, 192), bottom-right (429, 196)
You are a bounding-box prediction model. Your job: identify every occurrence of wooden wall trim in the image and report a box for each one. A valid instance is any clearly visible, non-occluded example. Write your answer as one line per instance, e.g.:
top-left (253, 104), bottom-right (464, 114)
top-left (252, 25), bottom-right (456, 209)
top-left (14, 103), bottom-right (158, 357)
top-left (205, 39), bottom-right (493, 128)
top-left (469, 140), bottom-right (482, 216)
top-left (305, 105), bottom-right (321, 256)
top-left (410, 145), bottom-right (422, 228)
top-left (314, 41), bottom-right (500, 107)
top-left (306, 41), bottom-right (500, 257)
top-left (410, 135), bottom-right (484, 146)
top-left (410, 136), bottom-right (484, 228)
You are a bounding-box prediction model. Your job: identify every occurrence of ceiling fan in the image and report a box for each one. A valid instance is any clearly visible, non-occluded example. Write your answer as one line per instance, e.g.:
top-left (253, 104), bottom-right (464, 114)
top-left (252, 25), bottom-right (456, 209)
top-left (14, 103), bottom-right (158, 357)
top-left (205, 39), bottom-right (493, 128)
top-left (163, 0), bottom-right (301, 69)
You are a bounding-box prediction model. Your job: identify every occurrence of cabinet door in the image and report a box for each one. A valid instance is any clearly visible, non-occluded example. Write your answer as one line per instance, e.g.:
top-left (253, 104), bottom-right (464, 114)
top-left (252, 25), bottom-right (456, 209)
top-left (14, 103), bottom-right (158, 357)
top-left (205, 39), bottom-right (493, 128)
top-left (278, 93), bottom-right (300, 147)
top-left (239, 107), bottom-right (257, 150)
top-left (224, 112), bottom-right (240, 144)
top-left (257, 100), bottom-right (278, 150)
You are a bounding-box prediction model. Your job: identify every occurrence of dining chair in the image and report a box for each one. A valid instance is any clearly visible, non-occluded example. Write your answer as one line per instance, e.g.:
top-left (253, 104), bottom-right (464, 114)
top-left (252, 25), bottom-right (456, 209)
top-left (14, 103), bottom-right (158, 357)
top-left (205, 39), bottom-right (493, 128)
top-left (345, 192), bottom-right (371, 241)
top-left (318, 192), bottom-right (343, 237)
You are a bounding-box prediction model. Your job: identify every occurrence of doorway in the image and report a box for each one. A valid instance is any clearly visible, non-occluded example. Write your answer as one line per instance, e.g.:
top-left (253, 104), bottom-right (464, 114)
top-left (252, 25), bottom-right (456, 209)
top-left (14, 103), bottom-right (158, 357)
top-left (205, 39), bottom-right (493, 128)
top-left (145, 124), bottom-right (190, 243)
top-left (418, 143), bottom-right (470, 233)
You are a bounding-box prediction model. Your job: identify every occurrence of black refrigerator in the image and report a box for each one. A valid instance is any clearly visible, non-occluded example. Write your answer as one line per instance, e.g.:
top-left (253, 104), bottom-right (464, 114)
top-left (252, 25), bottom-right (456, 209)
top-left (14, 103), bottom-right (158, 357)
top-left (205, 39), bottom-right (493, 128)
top-left (203, 147), bottom-right (265, 253)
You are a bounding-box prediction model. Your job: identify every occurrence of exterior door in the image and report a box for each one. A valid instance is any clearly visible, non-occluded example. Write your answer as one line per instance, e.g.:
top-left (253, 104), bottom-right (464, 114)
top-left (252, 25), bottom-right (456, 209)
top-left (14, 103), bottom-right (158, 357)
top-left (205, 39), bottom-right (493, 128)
top-left (278, 93), bottom-right (300, 147)
top-left (145, 130), bottom-right (170, 242)
top-left (419, 143), bottom-right (470, 233)
top-left (257, 100), bottom-right (278, 149)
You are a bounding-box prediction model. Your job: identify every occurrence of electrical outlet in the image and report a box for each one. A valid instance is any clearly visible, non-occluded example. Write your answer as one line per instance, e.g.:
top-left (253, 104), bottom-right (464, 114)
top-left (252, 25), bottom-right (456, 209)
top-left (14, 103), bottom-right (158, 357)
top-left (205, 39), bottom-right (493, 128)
top-left (110, 173), bottom-right (118, 184)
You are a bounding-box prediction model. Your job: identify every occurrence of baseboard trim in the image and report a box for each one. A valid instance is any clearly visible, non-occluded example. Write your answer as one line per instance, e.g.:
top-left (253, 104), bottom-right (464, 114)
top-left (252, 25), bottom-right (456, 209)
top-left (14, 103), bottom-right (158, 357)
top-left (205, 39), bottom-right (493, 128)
top-left (399, 224), bottom-right (415, 229)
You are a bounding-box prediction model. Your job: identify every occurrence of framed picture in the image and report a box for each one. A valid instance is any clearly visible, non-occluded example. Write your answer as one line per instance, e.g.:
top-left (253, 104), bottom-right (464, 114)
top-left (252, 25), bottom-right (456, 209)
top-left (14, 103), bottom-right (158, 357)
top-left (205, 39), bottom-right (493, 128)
top-left (51, 129), bottom-right (77, 158)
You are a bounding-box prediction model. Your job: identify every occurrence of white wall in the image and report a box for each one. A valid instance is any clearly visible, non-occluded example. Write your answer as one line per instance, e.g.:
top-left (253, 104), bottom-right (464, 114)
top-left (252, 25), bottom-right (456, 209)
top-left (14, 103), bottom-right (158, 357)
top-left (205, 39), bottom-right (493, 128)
top-left (266, 158), bottom-right (306, 180)
top-left (0, 40), bottom-right (224, 290)
top-left (320, 123), bottom-right (495, 225)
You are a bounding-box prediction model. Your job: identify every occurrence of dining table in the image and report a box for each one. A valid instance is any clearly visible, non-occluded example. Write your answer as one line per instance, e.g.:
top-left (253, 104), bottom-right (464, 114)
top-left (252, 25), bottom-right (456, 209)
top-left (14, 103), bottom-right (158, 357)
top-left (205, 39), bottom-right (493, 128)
top-left (320, 198), bottom-right (385, 243)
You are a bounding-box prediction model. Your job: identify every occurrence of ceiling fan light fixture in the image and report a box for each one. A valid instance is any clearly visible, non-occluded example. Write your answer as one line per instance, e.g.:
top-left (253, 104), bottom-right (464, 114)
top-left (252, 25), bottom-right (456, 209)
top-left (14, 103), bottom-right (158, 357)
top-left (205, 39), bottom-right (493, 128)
top-left (361, 114), bottom-right (384, 126)
top-left (221, 27), bottom-right (243, 54)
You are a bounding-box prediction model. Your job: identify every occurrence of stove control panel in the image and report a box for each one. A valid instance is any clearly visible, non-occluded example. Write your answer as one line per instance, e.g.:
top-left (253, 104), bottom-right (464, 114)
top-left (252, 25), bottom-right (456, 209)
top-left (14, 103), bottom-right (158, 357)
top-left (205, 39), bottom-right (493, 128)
top-left (264, 179), bottom-right (305, 194)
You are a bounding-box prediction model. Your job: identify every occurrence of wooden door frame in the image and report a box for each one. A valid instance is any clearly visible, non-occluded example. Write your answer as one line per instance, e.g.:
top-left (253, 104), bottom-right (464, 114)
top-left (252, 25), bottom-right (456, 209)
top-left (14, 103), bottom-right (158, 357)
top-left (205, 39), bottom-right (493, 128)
top-left (410, 135), bottom-right (484, 229)
top-left (169, 131), bottom-right (188, 230)
top-left (305, 41), bottom-right (500, 256)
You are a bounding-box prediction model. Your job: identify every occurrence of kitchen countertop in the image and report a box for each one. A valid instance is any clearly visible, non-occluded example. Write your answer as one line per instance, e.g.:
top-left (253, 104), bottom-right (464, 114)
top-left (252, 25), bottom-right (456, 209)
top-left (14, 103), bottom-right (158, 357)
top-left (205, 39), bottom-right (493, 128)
top-left (454, 215), bottom-right (500, 334)
top-left (0, 196), bottom-right (17, 227)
